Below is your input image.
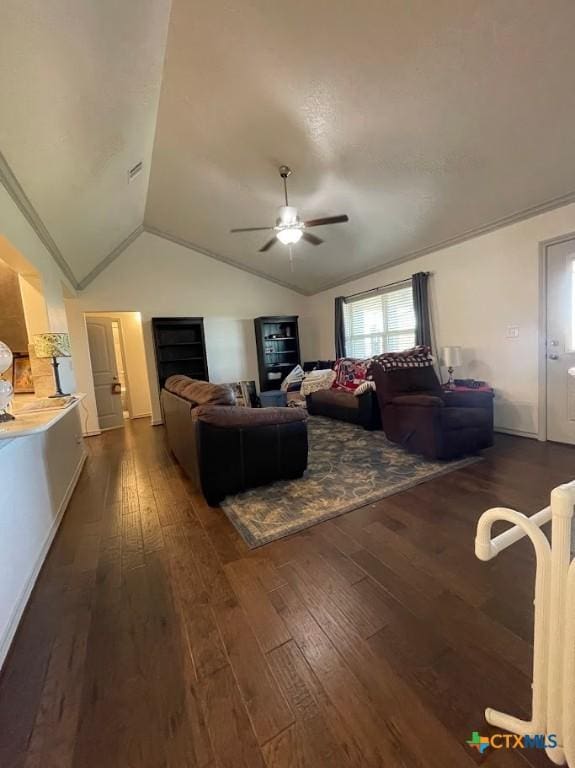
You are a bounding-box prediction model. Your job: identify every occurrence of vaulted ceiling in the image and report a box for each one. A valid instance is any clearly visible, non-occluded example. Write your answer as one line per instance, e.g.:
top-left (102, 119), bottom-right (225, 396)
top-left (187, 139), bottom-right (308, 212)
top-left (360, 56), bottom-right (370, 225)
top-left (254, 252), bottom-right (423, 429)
top-left (3, 1), bottom-right (575, 295)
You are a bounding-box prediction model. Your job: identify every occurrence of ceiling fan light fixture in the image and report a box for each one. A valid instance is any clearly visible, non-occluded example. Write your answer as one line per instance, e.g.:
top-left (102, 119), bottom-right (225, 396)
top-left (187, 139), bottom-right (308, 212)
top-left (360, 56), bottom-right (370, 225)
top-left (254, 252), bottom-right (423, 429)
top-left (230, 166), bottom-right (349, 253)
top-left (277, 227), bottom-right (303, 245)
top-left (278, 205), bottom-right (298, 225)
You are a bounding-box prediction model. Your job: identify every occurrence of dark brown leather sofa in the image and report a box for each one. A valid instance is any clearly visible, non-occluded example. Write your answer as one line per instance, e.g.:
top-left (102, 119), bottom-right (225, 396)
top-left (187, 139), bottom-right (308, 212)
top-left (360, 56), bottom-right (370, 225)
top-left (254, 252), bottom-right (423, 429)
top-left (371, 363), bottom-right (493, 460)
top-left (161, 376), bottom-right (308, 506)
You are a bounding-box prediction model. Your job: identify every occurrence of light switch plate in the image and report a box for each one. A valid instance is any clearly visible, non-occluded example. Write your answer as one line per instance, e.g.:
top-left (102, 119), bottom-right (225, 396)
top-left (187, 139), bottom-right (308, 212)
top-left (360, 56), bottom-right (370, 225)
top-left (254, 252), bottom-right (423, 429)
top-left (506, 326), bottom-right (519, 339)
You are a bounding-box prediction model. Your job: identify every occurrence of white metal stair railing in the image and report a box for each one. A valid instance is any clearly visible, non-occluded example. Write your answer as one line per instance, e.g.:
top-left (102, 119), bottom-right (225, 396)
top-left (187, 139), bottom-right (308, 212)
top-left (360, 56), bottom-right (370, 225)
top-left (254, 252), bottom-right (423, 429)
top-left (474, 481), bottom-right (575, 766)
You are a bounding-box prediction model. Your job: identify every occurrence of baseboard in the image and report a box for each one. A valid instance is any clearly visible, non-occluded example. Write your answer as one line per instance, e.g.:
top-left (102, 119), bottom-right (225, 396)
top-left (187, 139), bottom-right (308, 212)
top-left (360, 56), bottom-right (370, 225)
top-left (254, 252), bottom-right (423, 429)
top-left (494, 427), bottom-right (538, 439)
top-left (0, 449), bottom-right (88, 671)
top-left (130, 412), bottom-right (151, 420)
top-left (151, 419), bottom-right (164, 426)
top-left (83, 429), bottom-right (101, 437)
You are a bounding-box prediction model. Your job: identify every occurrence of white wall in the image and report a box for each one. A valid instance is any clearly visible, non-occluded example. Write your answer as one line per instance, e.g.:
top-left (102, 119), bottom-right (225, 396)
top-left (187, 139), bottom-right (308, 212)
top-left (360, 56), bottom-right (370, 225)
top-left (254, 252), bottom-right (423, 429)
top-left (308, 203), bottom-right (575, 437)
top-left (65, 299), bottom-right (100, 434)
top-left (79, 232), bottom-right (311, 423)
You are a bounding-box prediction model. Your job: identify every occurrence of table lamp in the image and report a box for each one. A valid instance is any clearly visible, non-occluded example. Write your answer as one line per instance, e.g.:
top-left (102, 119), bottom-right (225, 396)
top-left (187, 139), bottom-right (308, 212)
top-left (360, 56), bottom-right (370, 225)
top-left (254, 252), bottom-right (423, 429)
top-left (441, 346), bottom-right (462, 389)
top-left (33, 333), bottom-right (72, 397)
top-left (0, 340), bottom-right (15, 422)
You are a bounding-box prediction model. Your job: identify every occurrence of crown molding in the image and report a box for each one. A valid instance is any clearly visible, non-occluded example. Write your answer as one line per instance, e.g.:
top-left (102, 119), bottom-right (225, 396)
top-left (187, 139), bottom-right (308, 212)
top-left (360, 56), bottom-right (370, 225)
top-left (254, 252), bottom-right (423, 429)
top-left (309, 189), bottom-right (575, 294)
top-left (143, 225), bottom-right (308, 295)
top-left (144, 187), bottom-right (575, 296)
top-left (0, 150), bottom-right (80, 289)
top-left (4, 140), bottom-right (575, 298)
top-left (78, 225), bottom-right (145, 290)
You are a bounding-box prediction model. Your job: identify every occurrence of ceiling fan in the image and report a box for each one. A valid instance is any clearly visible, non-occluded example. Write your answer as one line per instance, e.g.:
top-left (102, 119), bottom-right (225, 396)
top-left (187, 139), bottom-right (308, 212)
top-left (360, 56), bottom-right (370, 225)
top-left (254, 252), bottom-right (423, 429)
top-left (230, 166), bottom-right (349, 252)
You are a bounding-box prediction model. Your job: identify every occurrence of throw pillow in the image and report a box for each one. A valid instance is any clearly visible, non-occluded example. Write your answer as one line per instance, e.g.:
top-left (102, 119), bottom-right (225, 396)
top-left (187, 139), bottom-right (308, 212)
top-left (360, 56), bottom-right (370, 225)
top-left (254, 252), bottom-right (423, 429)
top-left (301, 369), bottom-right (336, 397)
top-left (332, 358), bottom-right (371, 392)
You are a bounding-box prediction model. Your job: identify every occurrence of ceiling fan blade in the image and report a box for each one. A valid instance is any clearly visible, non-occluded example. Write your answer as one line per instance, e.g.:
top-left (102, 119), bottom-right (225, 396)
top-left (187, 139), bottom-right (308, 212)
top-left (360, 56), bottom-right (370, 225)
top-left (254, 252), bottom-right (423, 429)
top-left (304, 214), bottom-right (349, 228)
top-left (302, 232), bottom-right (324, 246)
top-left (230, 226), bottom-right (274, 233)
top-left (259, 237), bottom-right (278, 252)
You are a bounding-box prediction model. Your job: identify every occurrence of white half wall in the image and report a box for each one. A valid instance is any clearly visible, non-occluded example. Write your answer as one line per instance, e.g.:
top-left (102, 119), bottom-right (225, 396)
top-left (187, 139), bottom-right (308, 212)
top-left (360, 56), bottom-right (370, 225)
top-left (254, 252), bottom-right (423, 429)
top-left (0, 407), bottom-right (86, 668)
top-left (78, 231), bottom-right (312, 423)
top-left (308, 202), bottom-right (575, 438)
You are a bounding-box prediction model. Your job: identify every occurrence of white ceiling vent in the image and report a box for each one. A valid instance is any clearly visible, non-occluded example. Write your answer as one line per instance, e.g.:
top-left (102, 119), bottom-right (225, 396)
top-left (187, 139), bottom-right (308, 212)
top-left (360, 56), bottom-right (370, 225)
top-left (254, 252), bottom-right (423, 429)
top-left (128, 161), bottom-right (143, 182)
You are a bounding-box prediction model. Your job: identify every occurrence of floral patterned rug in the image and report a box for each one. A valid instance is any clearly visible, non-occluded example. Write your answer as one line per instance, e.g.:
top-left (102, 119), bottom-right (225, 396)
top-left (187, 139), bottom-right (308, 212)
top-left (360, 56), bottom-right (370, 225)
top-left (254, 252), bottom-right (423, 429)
top-left (221, 416), bottom-right (480, 548)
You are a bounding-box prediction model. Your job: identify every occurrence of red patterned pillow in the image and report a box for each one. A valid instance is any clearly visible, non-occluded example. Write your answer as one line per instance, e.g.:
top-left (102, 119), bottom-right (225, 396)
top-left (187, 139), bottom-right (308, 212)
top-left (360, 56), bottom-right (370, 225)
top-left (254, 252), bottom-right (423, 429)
top-left (332, 358), bottom-right (371, 392)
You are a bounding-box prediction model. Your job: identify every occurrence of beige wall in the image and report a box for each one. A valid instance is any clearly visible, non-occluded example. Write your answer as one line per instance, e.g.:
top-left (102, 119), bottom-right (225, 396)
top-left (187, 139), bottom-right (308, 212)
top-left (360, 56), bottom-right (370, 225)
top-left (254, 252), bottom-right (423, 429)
top-left (308, 202), bottom-right (575, 437)
top-left (0, 187), bottom-right (76, 394)
top-left (64, 299), bottom-right (99, 434)
top-left (0, 258), bottom-right (28, 352)
top-left (19, 273), bottom-right (49, 338)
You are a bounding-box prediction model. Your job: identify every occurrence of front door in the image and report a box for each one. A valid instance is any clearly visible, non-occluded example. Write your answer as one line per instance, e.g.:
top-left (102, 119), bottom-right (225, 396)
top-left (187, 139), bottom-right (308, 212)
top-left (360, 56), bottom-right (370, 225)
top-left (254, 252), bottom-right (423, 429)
top-left (546, 237), bottom-right (575, 444)
top-left (86, 317), bottom-right (124, 431)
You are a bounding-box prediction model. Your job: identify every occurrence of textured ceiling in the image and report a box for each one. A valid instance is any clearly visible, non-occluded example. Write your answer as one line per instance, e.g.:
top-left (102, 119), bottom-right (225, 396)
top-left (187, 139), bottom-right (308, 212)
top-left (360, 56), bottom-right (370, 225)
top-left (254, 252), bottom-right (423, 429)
top-left (0, 0), bottom-right (170, 285)
top-left (146, 0), bottom-right (575, 293)
top-left (3, 1), bottom-right (575, 293)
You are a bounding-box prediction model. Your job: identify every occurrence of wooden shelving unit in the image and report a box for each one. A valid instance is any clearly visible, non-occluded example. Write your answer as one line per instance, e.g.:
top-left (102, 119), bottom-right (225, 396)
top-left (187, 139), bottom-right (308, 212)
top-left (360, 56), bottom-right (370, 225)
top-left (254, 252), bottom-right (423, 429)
top-left (254, 315), bottom-right (301, 391)
top-left (152, 317), bottom-right (209, 390)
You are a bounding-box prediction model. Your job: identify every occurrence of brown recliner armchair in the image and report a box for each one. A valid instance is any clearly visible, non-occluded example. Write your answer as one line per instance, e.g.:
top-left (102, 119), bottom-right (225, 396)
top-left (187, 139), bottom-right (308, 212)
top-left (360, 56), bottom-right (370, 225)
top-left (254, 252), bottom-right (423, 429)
top-left (371, 362), bottom-right (494, 460)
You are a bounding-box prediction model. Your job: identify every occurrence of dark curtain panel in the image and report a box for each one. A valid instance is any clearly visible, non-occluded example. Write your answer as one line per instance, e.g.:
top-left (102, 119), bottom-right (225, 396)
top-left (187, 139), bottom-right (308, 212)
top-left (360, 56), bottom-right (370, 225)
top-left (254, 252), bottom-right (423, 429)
top-left (335, 296), bottom-right (346, 358)
top-left (412, 272), bottom-right (432, 348)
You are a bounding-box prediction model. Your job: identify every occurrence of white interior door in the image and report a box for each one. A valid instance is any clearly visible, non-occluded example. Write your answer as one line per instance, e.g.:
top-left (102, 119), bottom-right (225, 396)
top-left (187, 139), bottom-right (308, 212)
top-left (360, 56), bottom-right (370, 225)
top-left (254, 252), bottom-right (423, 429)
top-left (546, 238), bottom-right (575, 444)
top-left (86, 317), bottom-right (124, 431)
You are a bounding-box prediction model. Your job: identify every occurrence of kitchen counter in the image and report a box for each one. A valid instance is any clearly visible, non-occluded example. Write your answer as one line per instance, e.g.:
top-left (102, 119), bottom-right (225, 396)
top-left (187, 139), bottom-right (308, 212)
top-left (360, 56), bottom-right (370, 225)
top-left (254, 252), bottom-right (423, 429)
top-left (0, 394), bottom-right (86, 439)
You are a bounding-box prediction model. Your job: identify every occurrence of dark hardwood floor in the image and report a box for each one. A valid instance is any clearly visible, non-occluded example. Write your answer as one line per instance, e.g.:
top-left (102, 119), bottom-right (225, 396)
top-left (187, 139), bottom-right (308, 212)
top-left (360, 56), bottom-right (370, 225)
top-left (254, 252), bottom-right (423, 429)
top-left (1, 420), bottom-right (574, 768)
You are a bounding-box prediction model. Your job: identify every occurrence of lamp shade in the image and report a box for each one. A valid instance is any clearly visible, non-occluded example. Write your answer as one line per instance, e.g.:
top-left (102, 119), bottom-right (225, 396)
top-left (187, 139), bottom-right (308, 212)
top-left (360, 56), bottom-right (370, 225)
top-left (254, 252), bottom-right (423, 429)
top-left (33, 333), bottom-right (72, 359)
top-left (441, 345), bottom-right (462, 368)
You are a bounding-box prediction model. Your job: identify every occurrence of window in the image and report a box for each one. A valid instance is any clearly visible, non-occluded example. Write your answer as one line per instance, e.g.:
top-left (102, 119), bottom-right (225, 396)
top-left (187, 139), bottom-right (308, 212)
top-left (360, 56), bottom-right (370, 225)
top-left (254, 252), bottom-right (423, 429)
top-left (343, 283), bottom-right (416, 358)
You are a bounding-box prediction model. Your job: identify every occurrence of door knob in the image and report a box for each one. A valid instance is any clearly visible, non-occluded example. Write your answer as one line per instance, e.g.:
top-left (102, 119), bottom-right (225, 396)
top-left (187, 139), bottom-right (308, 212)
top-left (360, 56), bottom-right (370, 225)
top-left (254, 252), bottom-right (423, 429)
top-left (549, 353), bottom-right (559, 360)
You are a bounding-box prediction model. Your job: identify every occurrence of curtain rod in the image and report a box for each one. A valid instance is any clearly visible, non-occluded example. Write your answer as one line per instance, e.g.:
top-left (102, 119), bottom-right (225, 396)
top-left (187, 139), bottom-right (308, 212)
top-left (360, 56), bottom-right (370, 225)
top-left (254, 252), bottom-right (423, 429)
top-left (343, 271), bottom-right (430, 302)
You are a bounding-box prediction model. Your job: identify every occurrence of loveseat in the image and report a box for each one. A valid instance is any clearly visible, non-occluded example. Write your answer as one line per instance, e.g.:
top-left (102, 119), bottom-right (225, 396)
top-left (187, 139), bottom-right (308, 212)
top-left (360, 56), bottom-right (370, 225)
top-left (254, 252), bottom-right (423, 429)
top-left (304, 358), bottom-right (381, 430)
top-left (161, 375), bottom-right (308, 506)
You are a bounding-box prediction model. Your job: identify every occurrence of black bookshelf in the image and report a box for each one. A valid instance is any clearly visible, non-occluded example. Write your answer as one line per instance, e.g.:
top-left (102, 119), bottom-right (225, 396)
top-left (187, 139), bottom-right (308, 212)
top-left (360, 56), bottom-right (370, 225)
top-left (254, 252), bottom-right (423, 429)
top-left (254, 315), bottom-right (301, 391)
top-left (152, 317), bottom-right (209, 390)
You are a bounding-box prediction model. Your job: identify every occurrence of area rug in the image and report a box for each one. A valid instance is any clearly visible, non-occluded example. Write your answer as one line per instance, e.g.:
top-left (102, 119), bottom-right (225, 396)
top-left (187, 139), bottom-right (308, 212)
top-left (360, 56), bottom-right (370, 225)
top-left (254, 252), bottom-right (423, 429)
top-left (221, 416), bottom-right (480, 548)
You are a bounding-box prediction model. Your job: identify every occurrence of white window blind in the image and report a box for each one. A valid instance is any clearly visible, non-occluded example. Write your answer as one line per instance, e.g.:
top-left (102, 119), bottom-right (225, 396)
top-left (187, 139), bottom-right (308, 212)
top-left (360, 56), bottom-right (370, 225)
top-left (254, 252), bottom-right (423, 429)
top-left (343, 283), bottom-right (416, 358)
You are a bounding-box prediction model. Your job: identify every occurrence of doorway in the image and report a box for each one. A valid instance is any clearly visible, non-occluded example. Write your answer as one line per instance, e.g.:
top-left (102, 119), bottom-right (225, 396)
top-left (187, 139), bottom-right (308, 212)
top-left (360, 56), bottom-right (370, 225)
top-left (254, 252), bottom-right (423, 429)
top-left (544, 236), bottom-right (575, 444)
top-left (86, 316), bottom-right (124, 431)
top-left (85, 312), bottom-right (152, 432)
